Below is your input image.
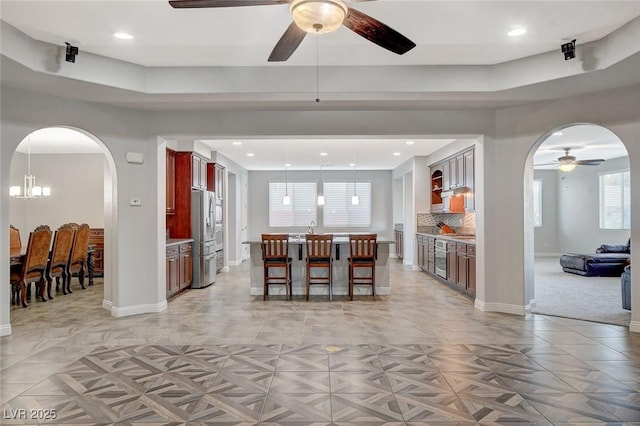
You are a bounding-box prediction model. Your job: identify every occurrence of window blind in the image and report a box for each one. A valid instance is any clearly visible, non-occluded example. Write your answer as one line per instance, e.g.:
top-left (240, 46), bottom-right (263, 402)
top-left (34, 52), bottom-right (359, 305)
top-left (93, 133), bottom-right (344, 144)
top-left (533, 179), bottom-right (542, 227)
top-left (323, 181), bottom-right (371, 227)
top-left (269, 181), bottom-right (317, 227)
top-left (599, 170), bottom-right (630, 229)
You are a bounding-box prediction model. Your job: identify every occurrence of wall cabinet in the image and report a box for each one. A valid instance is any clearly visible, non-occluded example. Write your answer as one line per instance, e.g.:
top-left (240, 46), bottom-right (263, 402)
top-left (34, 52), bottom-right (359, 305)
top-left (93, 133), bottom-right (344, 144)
top-left (429, 147), bottom-right (475, 213)
top-left (191, 154), bottom-right (208, 190)
top-left (166, 241), bottom-right (193, 298)
top-left (166, 148), bottom-right (176, 215)
top-left (206, 162), bottom-right (225, 196)
top-left (168, 152), bottom-right (209, 239)
top-left (463, 150), bottom-right (475, 211)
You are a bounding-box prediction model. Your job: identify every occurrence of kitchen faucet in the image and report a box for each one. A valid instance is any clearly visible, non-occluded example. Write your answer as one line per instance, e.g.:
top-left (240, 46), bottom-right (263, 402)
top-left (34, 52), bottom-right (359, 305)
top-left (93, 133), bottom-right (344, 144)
top-left (308, 220), bottom-right (315, 234)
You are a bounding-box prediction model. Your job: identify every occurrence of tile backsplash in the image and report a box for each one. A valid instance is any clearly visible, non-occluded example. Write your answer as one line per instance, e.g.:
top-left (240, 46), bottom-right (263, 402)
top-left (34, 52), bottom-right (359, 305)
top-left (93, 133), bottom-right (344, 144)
top-left (417, 212), bottom-right (476, 233)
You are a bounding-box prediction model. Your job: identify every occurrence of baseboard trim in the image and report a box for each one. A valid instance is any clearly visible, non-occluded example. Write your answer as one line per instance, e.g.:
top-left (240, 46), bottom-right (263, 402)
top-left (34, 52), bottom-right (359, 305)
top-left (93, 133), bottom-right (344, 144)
top-left (630, 320), bottom-right (640, 334)
top-left (0, 323), bottom-right (13, 336)
top-left (110, 300), bottom-right (168, 317)
top-left (102, 299), bottom-right (112, 311)
top-left (475, 299), bottom-right (526, 316)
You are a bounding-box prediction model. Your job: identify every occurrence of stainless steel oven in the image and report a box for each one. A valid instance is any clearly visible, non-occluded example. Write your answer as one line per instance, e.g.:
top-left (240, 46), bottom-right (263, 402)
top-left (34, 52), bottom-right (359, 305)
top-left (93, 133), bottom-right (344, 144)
top-left (435, 239), bottom-right (447, 279)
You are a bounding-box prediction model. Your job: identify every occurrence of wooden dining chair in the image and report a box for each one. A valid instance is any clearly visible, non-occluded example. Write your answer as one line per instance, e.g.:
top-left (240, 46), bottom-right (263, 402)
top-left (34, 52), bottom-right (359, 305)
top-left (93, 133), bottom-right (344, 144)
top-left (261, 233), bottom-right (292, 300)
top-left (65, 223), bottom-right (91, 293)
top-left (10, 225), bottom-right (52, 307)
top-left (305, 234), bottom-right (333, 301)
top-left (348, 234), bottom-right (378, 301)
top-left (45, 223), bottom-right (75, 299)
top-left (10, 225), bottom-right (21, 250)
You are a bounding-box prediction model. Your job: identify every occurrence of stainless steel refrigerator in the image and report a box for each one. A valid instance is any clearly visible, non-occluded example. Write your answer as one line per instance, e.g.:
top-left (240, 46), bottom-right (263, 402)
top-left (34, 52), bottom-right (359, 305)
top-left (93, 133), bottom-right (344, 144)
top-left (191, 190), bottom-right (216, 288)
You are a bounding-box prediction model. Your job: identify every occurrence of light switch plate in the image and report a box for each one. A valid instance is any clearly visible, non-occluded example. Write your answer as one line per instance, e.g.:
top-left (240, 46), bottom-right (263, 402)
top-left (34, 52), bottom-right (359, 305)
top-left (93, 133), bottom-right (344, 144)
top-left (130, 198), bottom-right (142, 206)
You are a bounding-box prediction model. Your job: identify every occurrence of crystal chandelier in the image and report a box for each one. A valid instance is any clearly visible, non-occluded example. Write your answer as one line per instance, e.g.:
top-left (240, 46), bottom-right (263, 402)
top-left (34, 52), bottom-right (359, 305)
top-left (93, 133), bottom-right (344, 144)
top-left (10, 136), bottom-right (51, 198)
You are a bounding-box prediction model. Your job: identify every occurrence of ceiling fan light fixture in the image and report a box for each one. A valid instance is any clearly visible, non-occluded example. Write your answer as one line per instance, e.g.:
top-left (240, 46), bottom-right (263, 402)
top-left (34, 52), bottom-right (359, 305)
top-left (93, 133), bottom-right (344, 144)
top-left (290, 0), bottom-right (348, 34)
top-left (558, 163), bottom-right (576, 172)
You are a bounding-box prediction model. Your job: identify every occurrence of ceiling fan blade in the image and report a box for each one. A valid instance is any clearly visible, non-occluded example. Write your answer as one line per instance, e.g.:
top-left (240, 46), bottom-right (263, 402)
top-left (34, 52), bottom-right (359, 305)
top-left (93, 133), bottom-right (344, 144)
top-left (534, 162), bottom-right (559, 166)
top-left (268, 21), bottom-right (307, 62)
top-left (574, 159), bottom-right (605, 165)
top-left (342, 8), bottom-right (416, 55)
top-left (169, 0), bottom-right (288, 8)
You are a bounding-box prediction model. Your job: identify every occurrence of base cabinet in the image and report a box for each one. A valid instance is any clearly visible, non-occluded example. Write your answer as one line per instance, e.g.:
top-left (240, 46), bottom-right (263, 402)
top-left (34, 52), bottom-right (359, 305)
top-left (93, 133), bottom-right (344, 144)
top-left (417, 234), bottom-right (475, 298)
top-left (394, 230), bottom-right (404, 260)
top-left (167, 242), bottom-right (193, 298)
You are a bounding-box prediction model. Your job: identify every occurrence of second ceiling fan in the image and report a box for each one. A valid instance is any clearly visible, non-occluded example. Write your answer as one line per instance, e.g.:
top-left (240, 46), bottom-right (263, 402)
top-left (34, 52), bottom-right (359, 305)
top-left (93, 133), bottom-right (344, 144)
top-left (169, 0), bottom-right (416, 62)
top-left (535, 147), bottom-right (605, 172)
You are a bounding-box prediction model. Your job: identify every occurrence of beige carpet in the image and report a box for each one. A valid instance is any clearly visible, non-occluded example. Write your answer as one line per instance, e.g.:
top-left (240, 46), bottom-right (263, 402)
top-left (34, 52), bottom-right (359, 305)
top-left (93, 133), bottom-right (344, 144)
top-left (533, 257), bottom-right (631, 326)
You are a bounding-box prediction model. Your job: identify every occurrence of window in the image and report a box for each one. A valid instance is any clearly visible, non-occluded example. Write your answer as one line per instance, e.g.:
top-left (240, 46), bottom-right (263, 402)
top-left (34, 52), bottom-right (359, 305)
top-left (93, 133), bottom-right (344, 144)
top-left (269, 181), bottom-right (317, 227)
top-left (533, 179), bottom-right (542, 227)
top-left (599, 170), bottom-right (630, 229)
top-left (323, 181), bottom-right (371, 227)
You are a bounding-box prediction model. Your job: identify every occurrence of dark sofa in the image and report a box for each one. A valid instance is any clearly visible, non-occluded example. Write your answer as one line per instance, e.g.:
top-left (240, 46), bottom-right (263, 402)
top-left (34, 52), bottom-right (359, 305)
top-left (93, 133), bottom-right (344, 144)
top-left (560, 239), bottom-right (630, 277)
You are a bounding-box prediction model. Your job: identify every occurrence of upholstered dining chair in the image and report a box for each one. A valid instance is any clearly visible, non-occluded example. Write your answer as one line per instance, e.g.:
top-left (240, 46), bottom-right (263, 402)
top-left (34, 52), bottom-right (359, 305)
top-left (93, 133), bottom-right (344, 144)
top-left (65, 223), bottom-right (91, 293)
top-left (45, 223), bottom-right (75, 299)
top-left (10, 225), bottom-right (52, 307)
top-left (305, 234), bottom-right (333, 301)
top-left (348, 233), bottom-right (378, 301)
top-left (261, 233), bottom-right (293, 300)
top-left (10, 225), bottom-right (21, 250)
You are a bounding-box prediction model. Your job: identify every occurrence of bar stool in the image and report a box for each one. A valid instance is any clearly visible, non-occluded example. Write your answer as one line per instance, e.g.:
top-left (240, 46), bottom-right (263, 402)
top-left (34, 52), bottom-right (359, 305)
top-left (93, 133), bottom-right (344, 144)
top-left (348, 234), bottom-right (377, 301)
top-left (261, 233), bottom-right (292, 300)
top-left (305, 234), bottom-right (333, 301)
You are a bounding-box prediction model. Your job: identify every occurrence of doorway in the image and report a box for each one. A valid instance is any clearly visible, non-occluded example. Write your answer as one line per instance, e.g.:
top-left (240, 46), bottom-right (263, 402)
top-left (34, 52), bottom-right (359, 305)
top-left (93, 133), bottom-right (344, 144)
top-left (528, 124), bottom-right (630, 325)
top-left (9, 126), bottom-right (116, 323)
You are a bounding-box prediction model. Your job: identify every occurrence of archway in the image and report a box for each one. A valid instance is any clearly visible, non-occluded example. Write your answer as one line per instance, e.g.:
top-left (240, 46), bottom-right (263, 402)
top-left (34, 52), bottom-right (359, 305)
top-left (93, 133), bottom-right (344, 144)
top-left (8, 126), bottom-right (117, 324)
top-left (525, 123), bottom-right (630, 325)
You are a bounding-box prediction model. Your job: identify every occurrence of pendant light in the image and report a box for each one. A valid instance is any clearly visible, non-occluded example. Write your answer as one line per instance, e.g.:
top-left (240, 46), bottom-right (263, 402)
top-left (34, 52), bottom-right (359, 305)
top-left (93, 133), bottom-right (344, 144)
top-left (10, 135), bottom-right (51, 199)
top-left (351, 142), bottom-right (359, 205)
top-left (283, 140), bottom-right (291, 205)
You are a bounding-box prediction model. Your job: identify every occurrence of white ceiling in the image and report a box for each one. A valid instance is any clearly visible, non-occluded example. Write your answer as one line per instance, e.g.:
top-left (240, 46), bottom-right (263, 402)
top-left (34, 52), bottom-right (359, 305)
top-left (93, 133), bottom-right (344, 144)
top-left (533, 124), bottom-right (627, 170)
top-left (2, 0), bottom-right (640, 67)
top-left (2, 1), bottom-right (636, 170)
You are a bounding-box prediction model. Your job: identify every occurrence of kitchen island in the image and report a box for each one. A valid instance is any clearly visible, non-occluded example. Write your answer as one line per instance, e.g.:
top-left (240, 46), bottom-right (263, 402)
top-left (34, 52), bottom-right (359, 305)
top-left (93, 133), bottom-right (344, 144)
top-left (243, 235), bottom-right (394, 297)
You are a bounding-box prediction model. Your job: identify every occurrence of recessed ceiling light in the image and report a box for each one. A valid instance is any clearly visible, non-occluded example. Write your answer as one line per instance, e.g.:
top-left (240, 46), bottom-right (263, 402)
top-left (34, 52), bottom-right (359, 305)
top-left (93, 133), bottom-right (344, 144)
top-left (113, 32), bottom-right (134, 40)
top-left (552, 131), bottom-right (563, 136)
top-left (320, 152), bottom-right (328, 156)
top-left (233, 141), bottom-right (242, 145)
top-left (393, 152), bottom-right (401, 156)
top-left (507, 28), bottom-right (527, 37)
top-left (405, 140), bottom-right (415, 145)
top-left (349, 162), bottom-right (355, 167)
top-left (246, 152), bottom-right (254, 157)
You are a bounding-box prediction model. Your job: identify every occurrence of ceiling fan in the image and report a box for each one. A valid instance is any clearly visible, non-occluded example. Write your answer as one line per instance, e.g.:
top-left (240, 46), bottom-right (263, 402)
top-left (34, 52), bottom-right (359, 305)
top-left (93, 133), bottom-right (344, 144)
top-left (535, 147), bottom-right (605, 172)
top-left (168, 0), bottom-right (416, 62)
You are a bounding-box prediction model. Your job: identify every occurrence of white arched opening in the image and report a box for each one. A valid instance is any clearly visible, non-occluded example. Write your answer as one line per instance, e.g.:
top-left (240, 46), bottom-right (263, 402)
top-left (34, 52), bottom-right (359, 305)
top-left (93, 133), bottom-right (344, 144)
top-left (8, 126), bottom-right (117, 322)
top-left (524, 123), bottom-right (630, 325)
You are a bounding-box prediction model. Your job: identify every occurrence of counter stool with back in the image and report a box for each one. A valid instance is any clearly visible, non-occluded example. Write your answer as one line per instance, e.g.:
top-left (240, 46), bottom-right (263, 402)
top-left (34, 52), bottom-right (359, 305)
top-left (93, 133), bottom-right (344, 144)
top-left (348, 233), bottom-right (378, 301)
top-left (261, 233), bottom-right (293, 300)
top-left (305, 233), bottom-right (333, 301)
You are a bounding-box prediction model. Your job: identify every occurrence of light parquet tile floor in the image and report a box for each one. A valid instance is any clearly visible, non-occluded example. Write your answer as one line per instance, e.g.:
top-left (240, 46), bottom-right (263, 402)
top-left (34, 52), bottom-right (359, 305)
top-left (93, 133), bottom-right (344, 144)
top-left (2, 261), bottom-right (640, 425)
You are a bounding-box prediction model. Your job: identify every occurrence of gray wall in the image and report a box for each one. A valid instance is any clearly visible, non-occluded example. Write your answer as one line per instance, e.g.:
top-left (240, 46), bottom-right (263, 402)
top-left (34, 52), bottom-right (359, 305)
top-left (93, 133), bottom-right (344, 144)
top-left (533, 170), bottom-right (559, 254)
top-left (10, 153), bottom-right (105, 236)
top-left (247, 169), bottom-right (393, 239)
top-left (557, 156), bottom-right (630, 253)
